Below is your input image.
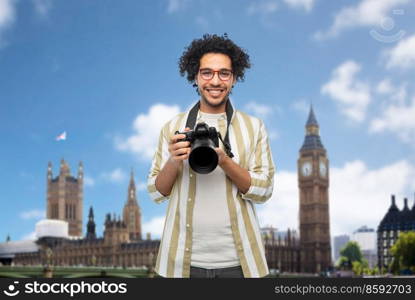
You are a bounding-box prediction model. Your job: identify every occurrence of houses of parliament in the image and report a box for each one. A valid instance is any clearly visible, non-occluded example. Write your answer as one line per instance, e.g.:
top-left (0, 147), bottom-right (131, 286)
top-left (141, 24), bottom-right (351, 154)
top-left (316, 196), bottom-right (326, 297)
top-left (1, 107), bottom-right (332, 274)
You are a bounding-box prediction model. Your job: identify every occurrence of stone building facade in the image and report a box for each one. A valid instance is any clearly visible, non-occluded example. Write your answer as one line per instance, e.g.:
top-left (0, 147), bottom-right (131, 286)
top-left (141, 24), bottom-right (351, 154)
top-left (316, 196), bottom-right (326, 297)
top-left (13, 165), bottom-right (158, 268)
top-left (377, 195), bottom-right (415, 270)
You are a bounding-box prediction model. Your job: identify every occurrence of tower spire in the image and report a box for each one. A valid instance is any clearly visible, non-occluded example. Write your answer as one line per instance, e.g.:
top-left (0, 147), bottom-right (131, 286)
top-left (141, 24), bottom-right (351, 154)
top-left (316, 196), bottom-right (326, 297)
top-left (128, 168), bottom-right (136, 203)
top-left (301, 105), bottom-right (325, 151)
top-left (123, 167), bottom-right (142, 240)
top-left (306, 104), bottom-right (319, 128)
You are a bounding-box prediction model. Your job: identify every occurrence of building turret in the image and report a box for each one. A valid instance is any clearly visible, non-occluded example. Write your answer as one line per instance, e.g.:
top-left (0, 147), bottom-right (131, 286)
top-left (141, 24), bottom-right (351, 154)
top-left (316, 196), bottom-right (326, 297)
top-left (46, 160), bottom-right (83, 237)
top-left (122, 169), bottom-right (142, 241)
top-left (86, 206), bottom-right (96, 240)
top-left (379, 195), bottom-right (400, 226)
top-left (60, 158), bottom-right (71, 177)
top-left (402, 197), bottom-right (412, 223)
top-left (104, 213), bottom-right (129, 245)
top-left (47, 162), bottom-right (53, 181)
top-left (78, 161), bottom-right (83, 181)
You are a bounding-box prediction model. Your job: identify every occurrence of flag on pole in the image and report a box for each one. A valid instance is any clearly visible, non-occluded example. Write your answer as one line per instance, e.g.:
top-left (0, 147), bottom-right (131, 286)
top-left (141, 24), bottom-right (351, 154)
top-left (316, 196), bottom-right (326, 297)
top-left (56, 131), bottom-right (66, 141)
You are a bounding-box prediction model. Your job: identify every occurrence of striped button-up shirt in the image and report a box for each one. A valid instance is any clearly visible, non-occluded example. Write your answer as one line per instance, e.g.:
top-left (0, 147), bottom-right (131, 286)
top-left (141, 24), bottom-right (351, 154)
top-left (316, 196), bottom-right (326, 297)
top-left (147, 103), bottom-right (275, 278)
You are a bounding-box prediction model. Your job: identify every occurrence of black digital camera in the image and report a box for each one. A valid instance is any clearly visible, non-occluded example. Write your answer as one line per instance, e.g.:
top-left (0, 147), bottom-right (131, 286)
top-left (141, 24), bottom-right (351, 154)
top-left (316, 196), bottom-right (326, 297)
top-left (175, 122), bottom-right (219, 174)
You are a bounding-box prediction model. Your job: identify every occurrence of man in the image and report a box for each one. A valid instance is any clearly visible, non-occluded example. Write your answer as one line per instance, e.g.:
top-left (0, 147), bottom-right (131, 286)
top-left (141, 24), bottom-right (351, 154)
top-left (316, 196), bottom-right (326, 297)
top-left (147, 34), bottom-right (275, 278)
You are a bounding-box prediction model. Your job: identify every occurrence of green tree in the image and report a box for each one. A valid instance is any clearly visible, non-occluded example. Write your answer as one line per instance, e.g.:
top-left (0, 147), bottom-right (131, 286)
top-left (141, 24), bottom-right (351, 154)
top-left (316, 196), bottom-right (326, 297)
top-left (336, 241), bottom-right (364, 270)
top-left (336, 256), bottom-right (350, 270)
top-left (390, 231), bottom-right (415, 274)
top-left (352, 259), bottom-right (369, 276)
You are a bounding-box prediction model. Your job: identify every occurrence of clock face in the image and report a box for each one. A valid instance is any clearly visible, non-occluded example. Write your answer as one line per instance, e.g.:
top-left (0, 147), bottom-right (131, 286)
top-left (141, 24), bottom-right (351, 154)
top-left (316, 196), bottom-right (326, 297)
top-left (301, 162), bottom-right (312, 176)
top-left (319, 161), bottom-right (327, 177)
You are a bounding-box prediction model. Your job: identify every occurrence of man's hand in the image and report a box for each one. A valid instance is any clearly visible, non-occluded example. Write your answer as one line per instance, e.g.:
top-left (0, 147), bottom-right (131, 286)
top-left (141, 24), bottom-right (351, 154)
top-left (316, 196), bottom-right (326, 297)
top-left (215, 147), bottom-right (251, 194)
top-left (215, 147), bottom-right (229, 167)
top-left (168, 127), bottom-right (191, 167)
top-left (155, 127), bottom-right (192, 197)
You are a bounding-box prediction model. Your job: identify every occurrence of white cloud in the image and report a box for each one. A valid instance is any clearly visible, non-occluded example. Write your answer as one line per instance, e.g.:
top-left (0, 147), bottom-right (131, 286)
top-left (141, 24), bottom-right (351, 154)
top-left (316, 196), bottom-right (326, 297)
top-left (329, 160), bottom-right (415, 235)
top-left (321, 60), bottom-right (371, 122)
top-left (21, 231), bottom-right (37, 241)
top-left (314, 0), bottom-right (410, 40)
top-left (258, 172), bottom-right (298, 232)
top-left (142, 216), bottom-right (165, 239)
top-left (283, 0), bottom-right (315, 12)
top-left (244, 101), bottom-right (274, 119)
top-left (167, 0), bottom-right (189, 14)
top-left (116, 103), bottom-right (181, 160)
top-left (385, 34), bottom-right (415, 70)
top-left (291, 98), bottom-right (310, 114)
top-left (247, 0), bottom-right (278, 16)
top-left (376, 78), bottom-right (394, 95)
top-left (136, 182), bottom-right (147, 192)
top-left (100, 168), bottom-right (127, 183)
top-left (375, 78), bottom-right (407, 104)
top-left (257, 160), bottom-right (415, 237)
top-left (0, 0), bottom-right (16, 46)
top-left (83, 175), bottom-right (95, 187)
top-left (370, 95), bottom-right (415, 144)
top-left (32, 0), bottom-right (52, 16)
top-left (20, 209), bottom-right (45, 220)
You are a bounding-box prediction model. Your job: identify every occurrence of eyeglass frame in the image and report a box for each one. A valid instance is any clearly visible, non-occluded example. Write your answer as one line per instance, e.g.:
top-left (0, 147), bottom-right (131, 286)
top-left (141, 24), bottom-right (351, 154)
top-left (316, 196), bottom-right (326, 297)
top-left (198, 68), bottom-right (234, 81)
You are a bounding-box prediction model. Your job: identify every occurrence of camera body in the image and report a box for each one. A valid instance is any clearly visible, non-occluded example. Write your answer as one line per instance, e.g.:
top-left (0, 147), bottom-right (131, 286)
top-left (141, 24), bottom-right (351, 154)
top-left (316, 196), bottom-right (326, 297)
top-left (175, 122), bottom-right (219, 174)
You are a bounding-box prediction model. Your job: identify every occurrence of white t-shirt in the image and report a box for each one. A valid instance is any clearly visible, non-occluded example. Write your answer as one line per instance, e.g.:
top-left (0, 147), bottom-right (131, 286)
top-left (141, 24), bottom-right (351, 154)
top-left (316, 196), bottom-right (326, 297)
top-left (190, 111), bottom-right (240, 269)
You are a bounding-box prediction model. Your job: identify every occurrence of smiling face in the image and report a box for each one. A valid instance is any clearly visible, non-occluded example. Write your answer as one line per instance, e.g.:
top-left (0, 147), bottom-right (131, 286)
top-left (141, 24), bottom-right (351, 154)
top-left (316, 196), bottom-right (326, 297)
top-left (195, 53), bottom-right (236, 113)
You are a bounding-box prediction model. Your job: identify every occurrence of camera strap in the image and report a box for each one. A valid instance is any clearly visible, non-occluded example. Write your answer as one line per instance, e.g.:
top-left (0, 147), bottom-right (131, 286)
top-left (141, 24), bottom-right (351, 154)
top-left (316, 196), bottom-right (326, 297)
top-left (185, 100), bottom-right (234, 158)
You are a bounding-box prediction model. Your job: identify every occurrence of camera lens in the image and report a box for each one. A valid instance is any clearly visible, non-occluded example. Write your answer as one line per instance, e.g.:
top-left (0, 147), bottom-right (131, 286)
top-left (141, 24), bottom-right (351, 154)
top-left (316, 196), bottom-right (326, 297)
top-left (189, 139), bottom-right (218, 174)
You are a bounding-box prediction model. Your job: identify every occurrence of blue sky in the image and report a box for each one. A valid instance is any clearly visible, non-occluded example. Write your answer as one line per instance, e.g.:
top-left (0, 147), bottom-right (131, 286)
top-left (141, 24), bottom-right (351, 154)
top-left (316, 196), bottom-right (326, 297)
top-left (1, 0), bottom-right (415, 243)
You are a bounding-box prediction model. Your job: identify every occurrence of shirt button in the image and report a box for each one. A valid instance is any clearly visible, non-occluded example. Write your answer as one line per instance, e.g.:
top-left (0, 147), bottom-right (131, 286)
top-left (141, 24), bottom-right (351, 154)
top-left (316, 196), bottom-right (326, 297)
top-left (188, 198), bottom-right (192, 202)
top-left (186, 224), bottom-right (190, 228)
top-left (185, 248), bottom-right (189, 252)
top-left (190, 174), bottom-right (193, 177)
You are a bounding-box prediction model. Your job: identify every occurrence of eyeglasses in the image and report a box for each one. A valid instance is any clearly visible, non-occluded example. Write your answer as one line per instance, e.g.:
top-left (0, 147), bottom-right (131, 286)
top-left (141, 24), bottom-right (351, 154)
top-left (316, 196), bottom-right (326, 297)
top-left (199, 68), bottom-right (233, 81)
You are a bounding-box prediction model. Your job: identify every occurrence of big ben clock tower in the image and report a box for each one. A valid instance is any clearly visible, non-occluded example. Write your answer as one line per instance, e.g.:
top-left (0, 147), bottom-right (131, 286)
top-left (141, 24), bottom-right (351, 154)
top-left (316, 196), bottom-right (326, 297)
top-left (298, 106), bottom-right (332, 273)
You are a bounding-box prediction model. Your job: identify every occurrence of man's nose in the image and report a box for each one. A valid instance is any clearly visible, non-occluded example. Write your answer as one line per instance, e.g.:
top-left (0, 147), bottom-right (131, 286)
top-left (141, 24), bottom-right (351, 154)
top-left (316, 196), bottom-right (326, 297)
top-left (210, 72), bottom-right (221, 85)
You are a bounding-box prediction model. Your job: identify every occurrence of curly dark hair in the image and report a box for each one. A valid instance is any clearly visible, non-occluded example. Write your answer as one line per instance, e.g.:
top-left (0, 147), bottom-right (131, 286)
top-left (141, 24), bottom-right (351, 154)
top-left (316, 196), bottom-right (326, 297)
top-left (179, 33), bottom-right (251, 85)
